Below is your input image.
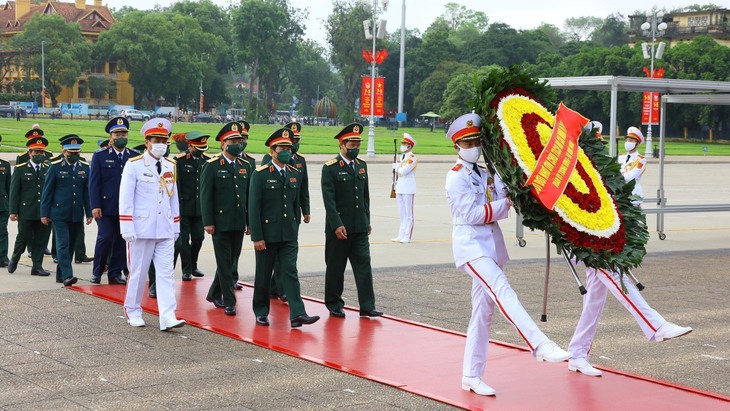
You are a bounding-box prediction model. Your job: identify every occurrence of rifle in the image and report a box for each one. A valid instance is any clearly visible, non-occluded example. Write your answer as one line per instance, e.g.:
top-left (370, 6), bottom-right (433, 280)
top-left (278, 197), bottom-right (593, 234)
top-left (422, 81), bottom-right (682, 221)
top-left (390, 138), bottom-right (397, 198)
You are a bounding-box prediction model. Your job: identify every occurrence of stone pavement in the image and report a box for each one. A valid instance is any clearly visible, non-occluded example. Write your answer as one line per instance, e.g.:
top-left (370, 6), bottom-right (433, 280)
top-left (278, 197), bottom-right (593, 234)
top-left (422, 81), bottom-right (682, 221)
top-left (0, 153), bottom-right (728, 409)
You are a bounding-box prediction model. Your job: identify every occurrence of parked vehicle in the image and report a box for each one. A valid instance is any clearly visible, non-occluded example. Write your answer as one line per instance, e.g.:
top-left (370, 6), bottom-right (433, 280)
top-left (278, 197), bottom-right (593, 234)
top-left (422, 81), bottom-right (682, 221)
top-left (192, 113), bottom-right (221, 123)
top-left (0, 105), bottom-right (26, 118)
top-left (124, 109), bottom-right (150, 121)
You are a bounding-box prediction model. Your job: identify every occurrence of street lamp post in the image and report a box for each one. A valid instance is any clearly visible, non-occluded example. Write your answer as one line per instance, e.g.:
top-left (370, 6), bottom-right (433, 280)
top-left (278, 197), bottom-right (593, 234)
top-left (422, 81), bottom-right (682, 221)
top-left (41, 40), bottom-right (45, 115)
top-left (363, 0), bottom-right (388, 157)
top-left (641, 9), bottom-right (667, 158)
top-left (199, 53), bottom-right (206, 113)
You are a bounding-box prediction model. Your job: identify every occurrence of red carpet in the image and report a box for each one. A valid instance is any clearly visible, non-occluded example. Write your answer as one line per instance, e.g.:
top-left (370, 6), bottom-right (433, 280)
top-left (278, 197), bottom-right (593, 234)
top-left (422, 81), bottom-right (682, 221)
top-left (72, 279), bottom-right (730, 410)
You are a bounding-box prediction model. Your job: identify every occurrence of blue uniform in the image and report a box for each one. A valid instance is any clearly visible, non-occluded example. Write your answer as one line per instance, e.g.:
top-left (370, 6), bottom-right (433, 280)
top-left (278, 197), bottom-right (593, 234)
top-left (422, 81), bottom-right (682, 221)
top-left (88, 146), bottom-right (138, 280)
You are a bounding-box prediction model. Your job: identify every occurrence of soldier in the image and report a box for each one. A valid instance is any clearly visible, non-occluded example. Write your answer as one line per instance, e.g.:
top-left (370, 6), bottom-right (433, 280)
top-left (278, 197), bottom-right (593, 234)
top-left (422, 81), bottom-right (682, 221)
top-left (391, 133), bottom-right (418, 243)
top-left (175, 131), bottom-right (211, 281)
top-left (232, 120), bottom-right (255, 291)
top-left (201, 122), bottom-right (252, 316)
top-left (250, 128), bottom-right (319, 327)
top-left (261, 121), bottom-right (311, 301)
top-left (321, 123), bottom-right (382, 318)
top-left (88, 117), bottom-right (135, 285)
top-left (16, 128), bottom-right (53, 258)
top-left (8, 137), bottom-right (52, 276)
top-left (0, 136), bottom-right (10, 268)
top-left (445, 113), bottom-right (570, 397)
top-left (40, 135), bottom-right (92, 286)
top-left (120, 118), bottom-right (185, 331)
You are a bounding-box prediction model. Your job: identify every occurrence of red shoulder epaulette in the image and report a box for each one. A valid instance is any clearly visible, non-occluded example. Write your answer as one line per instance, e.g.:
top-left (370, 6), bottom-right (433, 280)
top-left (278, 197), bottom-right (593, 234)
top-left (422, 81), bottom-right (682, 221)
top-left (452, 163), bottom-right (463, 171)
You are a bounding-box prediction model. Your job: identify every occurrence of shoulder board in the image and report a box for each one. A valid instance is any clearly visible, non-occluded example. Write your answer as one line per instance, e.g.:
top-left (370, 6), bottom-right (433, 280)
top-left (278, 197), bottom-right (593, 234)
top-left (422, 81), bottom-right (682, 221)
top-left (295, 153), bottom-right (305, 159)
top-left (244, 152), bottom-right (255, 159)
top-left (206, 155), bottom-right (220, 163)
top-left (79, 160), bottom-right (89, 166)
top-left (164, 157), bottom-right (176, 164)
top-left (202, 153), bottom-right (212, 159)
top-left (636, 155), bottom-right (645, 160)
top-left (51, 159), bottom-right (63, 165)
top-left (324, 158), bottom-right (338, 166)
top-left (286, 164), bottom-right (300, 172)
top-left (175, 153), bottom-right (187, 159)
top-left (16, 162), bottom-right (28, 168)
top-left (129, 154), bottom-right (144, 162)
top-left (256, 164), bottom-right (269, 172)
top-left (356, 157), bottom-right (366, 163)
top-left (452, 163), bottom-right (463, 171)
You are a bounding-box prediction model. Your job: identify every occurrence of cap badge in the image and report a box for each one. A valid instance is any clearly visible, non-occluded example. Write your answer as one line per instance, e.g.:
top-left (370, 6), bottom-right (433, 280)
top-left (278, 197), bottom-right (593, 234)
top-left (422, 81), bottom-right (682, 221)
top-left (292, 125), bottom-right (298, 131)
top-left (232, 123), bottom-right (239, 131)
top-left (353, 125), bottom-right (360, 133)
top-left (71, 139), bottom-right (77, 145)
top-left (157, 122), bottom-right (164, 128)
top-left (201, 137), bottom-right (207, 143)
top-left (33, 131), bottom-right (39, 136)
top-left (117, 118), bottom-right (124, 125)
top-left (466, 120), bottom-right (474, 127)
top-left (283, 130), bottom-right (290, 138)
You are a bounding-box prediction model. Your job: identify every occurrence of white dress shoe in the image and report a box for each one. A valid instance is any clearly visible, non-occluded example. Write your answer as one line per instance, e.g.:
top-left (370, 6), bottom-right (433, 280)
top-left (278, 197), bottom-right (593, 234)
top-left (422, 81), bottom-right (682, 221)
top-left (391, 237), bottom-right (402, 242)
top-left (127, 317), bottom-right (145, 327)
top-left (568, 358), bottom-right (602, 377)
top-left (461, 376), bottom-right (496, 396)
top-left (160, 318), bottom-right (186, 331)
top-left (535, 340), bottom-right (571, 363)
top-left (399, 238), bottom-right (410, 243)
top-left (654, 322), bottom-right (692, 342)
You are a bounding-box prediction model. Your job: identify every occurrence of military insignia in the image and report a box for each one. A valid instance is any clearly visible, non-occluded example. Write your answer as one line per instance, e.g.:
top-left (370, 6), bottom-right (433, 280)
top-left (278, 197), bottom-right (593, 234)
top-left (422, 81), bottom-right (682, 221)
top-left (324, 158), bottom-right (337, 166)
top-left (452, 163), bottom-right (463, 171)
top-left (292, 124), bottom-right (298, 132)
top-left (353, 125), bottom-right (360, 133)
top-left (78, 171), bottom-right (85, 175)
top-left (296, 164), bottom-right (302, 168)
top-left (32, 131), bottom-right (39, 137)
top-left (283, 130), bottom-right (290, 138)
top-left (144, 172), bottom-right (153, 177)
top-left (487, 177), bottom-right (494, 185)
top-left (0, 167), bottom-right (5, 171)
top-left (467, 119), bottom-right (474, 127)
top-left (239, 168), bottom-right (246, 174)
top-left (201, 137), bottom-right (207, 143)
top-left (289, 177), bottom-right (297, 183)
top-left (71, 139), bottom-right (77, 145)
top-left (117, 118), bottom-right (124, 125)
top-left (359, 168), bottom-right (365, 174)
top-left (157, 122), bottom-right (164, 128)
top-left (232, 123), bottom-right (239, 131)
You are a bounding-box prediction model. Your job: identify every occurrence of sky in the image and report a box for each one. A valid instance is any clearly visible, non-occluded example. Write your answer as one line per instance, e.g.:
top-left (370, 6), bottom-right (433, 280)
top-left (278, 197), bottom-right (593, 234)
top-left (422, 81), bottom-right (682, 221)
top-left (103, 0), bottom-right (688, 44)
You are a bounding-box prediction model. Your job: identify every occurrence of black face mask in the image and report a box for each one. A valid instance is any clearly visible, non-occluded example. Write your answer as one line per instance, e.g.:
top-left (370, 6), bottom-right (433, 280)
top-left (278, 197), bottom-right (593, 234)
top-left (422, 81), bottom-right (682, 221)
top-left (190, 149), bottom-right (202, 158)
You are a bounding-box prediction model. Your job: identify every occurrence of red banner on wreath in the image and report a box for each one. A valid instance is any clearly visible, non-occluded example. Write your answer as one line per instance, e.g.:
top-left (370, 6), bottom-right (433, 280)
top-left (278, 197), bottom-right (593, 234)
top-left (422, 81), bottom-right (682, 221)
top-left (360, 77), bottom-right (385, 117)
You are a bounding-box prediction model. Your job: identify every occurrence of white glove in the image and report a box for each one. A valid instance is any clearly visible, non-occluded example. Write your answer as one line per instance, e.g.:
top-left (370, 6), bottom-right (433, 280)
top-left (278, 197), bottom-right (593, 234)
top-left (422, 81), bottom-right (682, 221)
top-left (392, 163), bottom-right (398, 170)
top-left (122, 233), bottom-right (137, 243)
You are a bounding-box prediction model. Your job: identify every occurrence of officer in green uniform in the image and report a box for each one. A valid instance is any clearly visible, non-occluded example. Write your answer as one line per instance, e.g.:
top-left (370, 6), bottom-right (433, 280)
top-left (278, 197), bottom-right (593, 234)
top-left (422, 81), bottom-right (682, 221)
top-left (321, 123), bottom-right (382, 318)
top-left (261, 121), bottom-right (310, 300)
top-left (40, 135), bottom-right (92, 286)
top-left (250, 128), bottom-right (319, 328)
top-left (232, 120), bottom-right (254, 290)
top-left (175, 131), bottom-right (211, 281)
top-left (8, 137), bottom-right (52, 276)
top-left (0, 135), bottom-right (11, 267)
top-left (16, 128), bottom-right (53, 258)
top-left (201, 122), bottom-right (252, 315)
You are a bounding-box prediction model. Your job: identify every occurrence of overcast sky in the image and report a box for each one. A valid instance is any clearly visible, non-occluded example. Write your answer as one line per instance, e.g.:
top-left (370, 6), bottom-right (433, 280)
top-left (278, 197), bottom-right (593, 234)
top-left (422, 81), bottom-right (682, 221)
top-left (104, 0), bottom-right (687, 45)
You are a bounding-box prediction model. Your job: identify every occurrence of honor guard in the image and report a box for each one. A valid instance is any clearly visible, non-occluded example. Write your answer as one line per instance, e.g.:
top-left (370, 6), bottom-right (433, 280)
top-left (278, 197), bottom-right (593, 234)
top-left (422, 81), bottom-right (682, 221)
top-left (8, 137), bottom-right (53, 276)
top-left (200, 122), bottom-right (253, 316)
top-left (391, 133), bottom-right (418, 243)
top-left (567, 125), bottom-right (691, 377)
top-left (445, 114), bottom-right (570, 396)
top-left (88, 117), bottom-right (136, 285)
top-left (232, 120), bottom-right (254, 290)
top-left (261, 121), bottom-right (311, 301)
top-left (120, 118), bottom-right (185, 331)
top-left (175, 131), bottom-right (211, 281)
top-left (40, 135), bottom-right (92, 286)
top-left (250, 128), bottom-right (319, 327)
top-left (321, 123), bottom-right (382, 318)
top-left (0, 136), bottom-right (11, 268)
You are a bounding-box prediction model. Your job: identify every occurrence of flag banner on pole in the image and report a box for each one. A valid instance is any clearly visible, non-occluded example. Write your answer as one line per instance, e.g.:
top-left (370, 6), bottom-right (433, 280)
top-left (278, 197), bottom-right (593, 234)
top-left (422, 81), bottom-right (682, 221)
top-left (200, 95), bottom-right (205, 113)
top-left (641, 92), bottom-right (660, 125)
top-left (360, 77), bottom-right (372, 116)
top-left (525, 103), bottom-right (588, 210)
top-left (374, 77), bottom-right (385, 117)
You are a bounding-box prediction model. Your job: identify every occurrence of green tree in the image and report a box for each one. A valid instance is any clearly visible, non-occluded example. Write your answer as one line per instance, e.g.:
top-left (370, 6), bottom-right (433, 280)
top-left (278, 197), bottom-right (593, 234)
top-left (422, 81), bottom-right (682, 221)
top-left (563, 16), bottom-right (603, 41)
top-left (591, 13), bottom-right (628, 47)
top-left (535, 23), bottom-right (566, 48)
top-left (9, 14), bottom-right (91, 106)
top-left (413, 61), bottom-right (472, 114)
top-left (438, 2), bottom-right (489, 31)
top-left (440, 65), bottom-right (501, 120)
top-left (286, 40), bottom-right (339, 117)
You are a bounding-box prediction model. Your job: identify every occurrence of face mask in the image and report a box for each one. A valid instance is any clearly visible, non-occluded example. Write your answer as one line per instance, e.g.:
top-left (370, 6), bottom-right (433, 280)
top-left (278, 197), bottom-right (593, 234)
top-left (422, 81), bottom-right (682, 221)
top-left (112, 138), bottom-right (128, 149)
top-left (345, 148), bottom-right (359, 160)
top-left (291, 142), bottom-right (300, 154)
top-left (150, 143), bottom-right (167, 158)
top-left (226, 144), bottom-right (243, 157)
top-left (240, 141), bottom-right (248, 152)
top-left (400, 144), bottom-right (410, 153)
top-left (190, 149), bottom-right (202, 157)
top-left (32, 154), bottom-right (46, 164)
top-left (624, 141), bottom-right (637, 152)
top-left (459, 146), bottom-right (481, 163)
top-left (276, 150), bottom-right (292, 164)
top-left (67, 153), bottom-right (80, 164)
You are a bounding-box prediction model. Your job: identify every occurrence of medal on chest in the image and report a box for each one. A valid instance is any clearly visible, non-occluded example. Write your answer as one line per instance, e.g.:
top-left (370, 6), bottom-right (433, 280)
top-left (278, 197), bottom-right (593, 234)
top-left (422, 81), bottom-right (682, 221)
top-left (159, 170), bottom-right (176, 197)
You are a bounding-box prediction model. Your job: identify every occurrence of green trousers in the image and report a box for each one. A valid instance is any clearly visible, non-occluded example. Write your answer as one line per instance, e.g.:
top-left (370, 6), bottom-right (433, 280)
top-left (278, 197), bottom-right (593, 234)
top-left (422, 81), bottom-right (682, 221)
top-left (252, 240), bottom-right (305, 319)
top-left (11, 219), bottom-right (51, 270)
top-left (323, 231), bottom-right (376, 312)
top-left (207, 230), bottom-right (244, 307)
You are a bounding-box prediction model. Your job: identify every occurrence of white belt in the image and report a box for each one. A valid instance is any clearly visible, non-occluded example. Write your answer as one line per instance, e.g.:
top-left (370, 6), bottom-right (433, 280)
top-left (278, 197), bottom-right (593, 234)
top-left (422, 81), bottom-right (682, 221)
top-left (453, 217), bottom-right (493, 226)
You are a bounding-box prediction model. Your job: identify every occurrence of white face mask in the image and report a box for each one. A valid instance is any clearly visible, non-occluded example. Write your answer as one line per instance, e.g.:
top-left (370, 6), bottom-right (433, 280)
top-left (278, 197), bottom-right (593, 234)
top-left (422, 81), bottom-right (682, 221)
top-left (399, 144), bottom-right (410, 153)
top-left (150, 143), bottom-right (167, 158)
top-left (624, 141), bottom-right (637, 152)
top-left (459, 146), bottom-right (481, 163)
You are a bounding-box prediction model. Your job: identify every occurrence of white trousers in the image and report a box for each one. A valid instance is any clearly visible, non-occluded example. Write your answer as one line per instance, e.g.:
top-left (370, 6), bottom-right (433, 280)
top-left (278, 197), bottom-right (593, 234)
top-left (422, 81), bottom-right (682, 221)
top-left (461, 257), bottom-right (549, 377)
top-left (123, 238), bottom-right (178, 329)
top-left (396, 193), bottom-right (414, 240)
top-left (568, 267), bottom-right (667, 360)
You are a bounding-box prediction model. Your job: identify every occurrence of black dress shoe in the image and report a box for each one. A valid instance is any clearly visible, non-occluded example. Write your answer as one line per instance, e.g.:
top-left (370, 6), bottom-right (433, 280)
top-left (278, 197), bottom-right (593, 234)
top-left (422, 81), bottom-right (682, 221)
top-left (291, 314), bottom-right (320, 328)
top-left (329, 309), bottom-right (346, 318)
top-left (63, 277), bottom-right (78, 287)
top-left (44, 248), bottom-right (52, 256)
top-left (206, 297), bottom-right (225, 308)
top-left (149, 289), bottom-right (157, 298)
top-left (31, 268), bottom-right (51, 276)
top-left (90, 275), bottom-right (101, 284)
top-left (280, 294), bottom-right (288, 303)
top-left (75, 256), bottom-right (93, 263)
top-left (192, 269), bottom-right (204, 277)
top-left (256, 316), bottom-right (269, 326)
top-left (109, 277), bottom-right (127, 285)
top-left (359, 309), bottom-right (384, 317)
top-left (182, 273), bottom-right (192, 281)
top-left (233, 283), bottom-right (243, 290)
top-left (224, 306), bottom-right (236, 316)
top-left (53, 257), bottom-right (58, 263)
top-left (7, 261), bottom-right (17, 273)
top-left (0, 260), bottom-right (8, 268)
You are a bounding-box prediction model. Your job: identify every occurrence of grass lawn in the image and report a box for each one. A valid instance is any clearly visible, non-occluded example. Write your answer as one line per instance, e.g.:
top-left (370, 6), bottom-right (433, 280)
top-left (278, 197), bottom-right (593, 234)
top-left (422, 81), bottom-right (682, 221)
top-left (1, 117), bottom-right (728, 156)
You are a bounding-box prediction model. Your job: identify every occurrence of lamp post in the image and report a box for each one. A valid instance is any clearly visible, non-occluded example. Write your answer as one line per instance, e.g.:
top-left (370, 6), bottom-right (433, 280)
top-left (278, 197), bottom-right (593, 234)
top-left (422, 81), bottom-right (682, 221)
top-left (362, 0), bottom-right (388, 157)
top-left (199, 53), bottom-right (206, 113)
top-left (41, 40), bottom-right (45, 114)
top-left (397, 0), bottom-right (405, 127)
top-left (641, 9), bottom-right (667, 158)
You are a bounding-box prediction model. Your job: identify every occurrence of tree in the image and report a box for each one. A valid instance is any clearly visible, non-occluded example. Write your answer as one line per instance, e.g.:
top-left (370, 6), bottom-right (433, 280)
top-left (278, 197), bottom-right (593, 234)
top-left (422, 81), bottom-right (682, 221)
top-left (535, 23), bottom-right (566, 48)
top-left (286, 40), bottom-right (339, 117)
top-left (440, 65), bottom-right (501, 120)
top-left (438, 2), bottom-right (489, 32)
top-left (563, 16), bottom-right (603, 42)
top-left (9, 14), bottom-right (91, 106)
top-left (413, 61), bottom-right (472, 114)
top-left (592, 13), bottom-right (628, 47)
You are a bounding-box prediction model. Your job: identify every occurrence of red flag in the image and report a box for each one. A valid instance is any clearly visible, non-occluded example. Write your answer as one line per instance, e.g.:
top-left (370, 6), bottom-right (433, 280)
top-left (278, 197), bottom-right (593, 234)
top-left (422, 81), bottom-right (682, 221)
top-left (375, 49), bottom-right (389, 65)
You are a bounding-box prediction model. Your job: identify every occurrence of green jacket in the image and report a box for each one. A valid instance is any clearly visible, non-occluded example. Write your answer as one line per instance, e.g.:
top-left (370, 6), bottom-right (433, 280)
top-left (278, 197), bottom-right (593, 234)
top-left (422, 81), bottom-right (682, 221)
top-left (261, 152), bottom-right (310, 218)
top-left (200, 153), bottom-right (251, 232)
top-left (0, 159), bottom-right (10, 213)
top-left (175, 151), bottom-right (212, 217)
top-left (321, 154), bottom-right (370, 234)
top-left (249, 163), bottom-right (302, 243)
top-left (10, 161), bottom-right (49, 220)
top-left (16, 151), bottom-right (53, 165)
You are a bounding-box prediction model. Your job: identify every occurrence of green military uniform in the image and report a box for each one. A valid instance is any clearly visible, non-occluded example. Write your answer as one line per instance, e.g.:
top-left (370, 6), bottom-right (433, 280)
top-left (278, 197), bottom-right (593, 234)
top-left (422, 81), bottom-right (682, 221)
top-left (321, 123), bottom-right (378, 315)
top-left (0, 136), bottom-right (11, 266)
top-left (48, 152), bottom-right (90, 263)
top-left (230, 122), bottom-right (255, 289)
top-left (201, 122), bottom-right (252, 311)
top-left (175, 131), bottom-right (212, 281)
top-left (250, 128), bottom-right (315, 325)
top-left (9, 137), bottom-right (52, 275)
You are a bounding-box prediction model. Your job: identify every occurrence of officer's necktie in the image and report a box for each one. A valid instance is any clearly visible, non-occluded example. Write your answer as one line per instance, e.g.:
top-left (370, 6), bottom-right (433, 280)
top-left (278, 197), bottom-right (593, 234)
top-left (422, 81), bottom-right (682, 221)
top-left (349, 162), bottom-right (355, 172)
top-left (280, 169), bottom-right (285, 179)
top-left (35, 164), bottom-right (40, 174)
top-left (473, 165), bottom-right (481, 177)
top-left (118, 152), bottom-right (123, 162)
top-left (156, 161), bottom-right (161, 175)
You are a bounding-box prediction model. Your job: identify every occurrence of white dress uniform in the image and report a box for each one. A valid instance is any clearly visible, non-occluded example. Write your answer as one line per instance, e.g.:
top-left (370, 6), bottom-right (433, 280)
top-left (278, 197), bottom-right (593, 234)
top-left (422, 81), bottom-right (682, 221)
top-left (394, 150), bottom-right (417, 242)
top-left (119, 126), bottom-right (182, 330)
top-left (618, 151), bottom-right (647, 203)
top-left (446, 157), bottom-right (551, 378)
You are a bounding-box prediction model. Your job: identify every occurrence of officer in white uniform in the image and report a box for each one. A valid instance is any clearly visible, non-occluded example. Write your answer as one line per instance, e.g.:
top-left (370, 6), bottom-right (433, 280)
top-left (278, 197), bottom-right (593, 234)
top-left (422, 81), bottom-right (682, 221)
top-left (391, 133), bottom-right (417, 243)
top-left (120, 118), bottom-right (185, 331)
top-left (445, 113), bottom-right (570, 397)
top-left (568, 126), bottom-right (692, 376)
